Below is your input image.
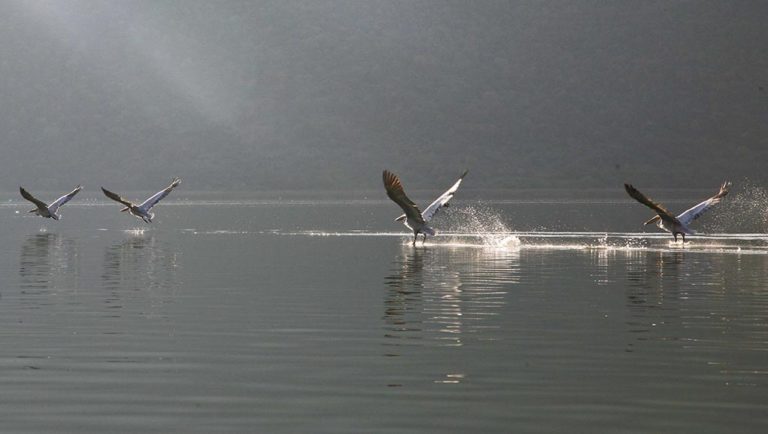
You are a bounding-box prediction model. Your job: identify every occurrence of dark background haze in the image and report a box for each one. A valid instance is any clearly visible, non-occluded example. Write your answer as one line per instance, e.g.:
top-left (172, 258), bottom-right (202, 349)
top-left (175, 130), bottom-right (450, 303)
top-left (1, 1), bottom-right (766, 191)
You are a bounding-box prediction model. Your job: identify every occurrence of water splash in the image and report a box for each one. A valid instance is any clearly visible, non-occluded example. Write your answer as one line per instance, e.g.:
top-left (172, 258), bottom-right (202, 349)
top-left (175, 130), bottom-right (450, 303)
top-left (496, 235), bottom-right (522, 249)
top-left (712, 180), bottom-right (768, 233)
top-left (443, 205), bottom-right (519, 247)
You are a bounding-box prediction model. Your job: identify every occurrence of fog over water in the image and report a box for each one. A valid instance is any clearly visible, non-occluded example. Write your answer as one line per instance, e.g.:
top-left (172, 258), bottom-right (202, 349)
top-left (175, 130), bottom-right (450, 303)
top-left (1, 1), bottom-right (766, 191)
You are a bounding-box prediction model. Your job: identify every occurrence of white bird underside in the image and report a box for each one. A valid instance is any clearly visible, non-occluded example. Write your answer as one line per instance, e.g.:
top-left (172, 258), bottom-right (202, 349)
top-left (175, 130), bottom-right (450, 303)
top-left (624, 181), bottom-right (730, 241)
top-left (383, 169), bottom-right (468, 245)
top-left (19, 185), bottom-right (82, 220)
top-left (102, 177), bottom-right (181, 223)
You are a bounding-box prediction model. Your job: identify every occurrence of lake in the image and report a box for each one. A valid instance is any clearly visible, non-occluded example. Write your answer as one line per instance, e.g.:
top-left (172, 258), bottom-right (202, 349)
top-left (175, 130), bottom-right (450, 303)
top-left (0, 188), bottom-right (767, 433)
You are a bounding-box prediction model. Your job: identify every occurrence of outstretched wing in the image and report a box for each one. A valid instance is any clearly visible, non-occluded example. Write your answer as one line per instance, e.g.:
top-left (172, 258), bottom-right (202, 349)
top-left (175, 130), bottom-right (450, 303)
top-left (138, 177), bottom-right (181, 212)
top-left (19, 187), bottom-right (48, 210)
top-left (676, 181), bottom-right (730, 226)
top-left (101, 187), bottom-right (135, 208)
top-left (48, 185), bottom-right (83, 213)
top-left (624, 183), bottom-right (679, 224)
top-left (383, 170), bottom-right (425, 225)
top-left (421, 169), bottom-right (468, 222)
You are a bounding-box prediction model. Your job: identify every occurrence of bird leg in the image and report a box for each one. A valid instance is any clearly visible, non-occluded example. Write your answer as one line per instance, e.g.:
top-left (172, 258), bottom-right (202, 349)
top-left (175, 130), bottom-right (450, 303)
top-left (673, 233), bottom-right (678, 242)
top-left (422, 233), bottom-right (427, 245)
top-left (412, 233), bottom-right (417, 246)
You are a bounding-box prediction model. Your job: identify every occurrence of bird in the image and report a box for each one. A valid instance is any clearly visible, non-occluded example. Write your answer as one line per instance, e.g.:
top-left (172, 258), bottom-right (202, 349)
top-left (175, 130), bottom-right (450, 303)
top-left (383, 169), bottom-right (468, 245)
top-left (19, 185), bottom-right (82, 220)
top-left (624, 181), bottom-right (730, 242)
top-left (101, 177), bottom-right (181, 223)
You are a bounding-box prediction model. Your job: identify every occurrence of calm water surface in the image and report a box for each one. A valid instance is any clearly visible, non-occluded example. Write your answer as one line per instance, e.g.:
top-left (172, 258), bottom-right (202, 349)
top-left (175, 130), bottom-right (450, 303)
top-left (0, 190), bottom-right (767, 433)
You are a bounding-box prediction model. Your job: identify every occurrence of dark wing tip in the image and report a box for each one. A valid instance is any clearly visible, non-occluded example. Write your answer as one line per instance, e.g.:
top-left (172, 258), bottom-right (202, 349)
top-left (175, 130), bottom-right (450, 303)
top-left (101, 187), bottom-right (118, 199)
top-left (624, 183), bottom-right (646, 203)
top-left (460, 169), bottom-right (469, 178)
top-left (19, 187), bottom-right (44, 206)
top-left (382, 170), bottom-right (400, 189)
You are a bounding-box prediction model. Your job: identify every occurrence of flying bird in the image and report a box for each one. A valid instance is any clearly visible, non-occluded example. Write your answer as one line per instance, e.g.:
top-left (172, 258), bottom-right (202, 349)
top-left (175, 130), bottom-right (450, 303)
top-left (383, 169), bottom-right (468, 245)
top-left (102, 177), bottom-right (181, 223)
top-left (624, 181), bottom-right (730, 242)
top-left (19, 185), bottom-right (82, 220)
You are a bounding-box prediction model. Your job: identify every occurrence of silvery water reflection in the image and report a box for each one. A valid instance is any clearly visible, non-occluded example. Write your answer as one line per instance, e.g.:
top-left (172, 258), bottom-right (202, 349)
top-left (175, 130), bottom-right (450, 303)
top-left (384, 244), bottom-right (519, 350)
top-left (2, 197), bottom-right (768, 433)
top-left (101, 234), bottom-right (179, 290)
top-left (620, 250), bottom-right (768, 386)
top-left (19, 232), bottom-right (79, 294)
top-left (101, 234), bottom-right (180, 318)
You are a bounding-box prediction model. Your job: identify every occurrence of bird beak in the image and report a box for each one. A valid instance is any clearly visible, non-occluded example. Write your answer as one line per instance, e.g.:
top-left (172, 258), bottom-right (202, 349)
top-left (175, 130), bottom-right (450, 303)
top-left (643, 215), bottom-right (661, 226)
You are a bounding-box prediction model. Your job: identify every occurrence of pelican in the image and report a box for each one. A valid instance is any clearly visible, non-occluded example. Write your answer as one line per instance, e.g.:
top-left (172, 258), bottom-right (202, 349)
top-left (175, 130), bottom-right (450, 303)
top-left (383, 169), bottom-right (468, 245)
top-left (624, 181), bottom-right (730, 242)
top-left (19, 185), bottom-right (82, 220)
top-left (102, 177), bottom-right (181, 223)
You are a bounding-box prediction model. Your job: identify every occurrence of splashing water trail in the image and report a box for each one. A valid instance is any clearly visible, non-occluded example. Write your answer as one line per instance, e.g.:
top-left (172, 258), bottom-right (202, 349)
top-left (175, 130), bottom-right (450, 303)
top-left (713, 180), bottom-right (768, 233)
top-left (497, 234), bottom-right (522, 249)
top-left (445, 205), bottom-right (519, 247)
top-left (124, 228), bottom-right (148, 236)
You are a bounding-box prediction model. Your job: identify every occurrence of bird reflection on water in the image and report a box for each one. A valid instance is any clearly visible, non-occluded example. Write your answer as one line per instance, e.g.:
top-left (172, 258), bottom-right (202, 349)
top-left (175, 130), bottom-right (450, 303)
top-left (609, 249), bottom-right (768, 385)
top-left (102, 234), bottom-right (180, 318)
top-left (19, 233), bottom-right (79, 294)
top-left (383, 244), bottom-right (519, 349)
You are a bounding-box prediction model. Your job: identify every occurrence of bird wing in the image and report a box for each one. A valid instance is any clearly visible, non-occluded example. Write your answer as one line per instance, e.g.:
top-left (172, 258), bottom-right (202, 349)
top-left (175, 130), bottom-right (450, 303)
top-left (101, 187), bottom-right (135, 208)
top-left (421, 169), bottom-right (468, 222)
top-left (676, 181), bottom-right (730, 226)
top-left (48, 185), bottom-right (83, 213)
top-left (624, 183), bottom-right (679, 224)
top-left (383, 170), bottom-right (425, 225)
top-left (19, 187), bottom-right (48, 210)
top-left (138, 177), bottom-right (181, 212)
